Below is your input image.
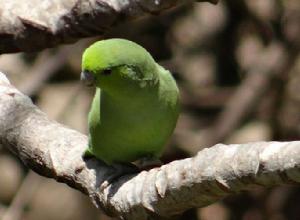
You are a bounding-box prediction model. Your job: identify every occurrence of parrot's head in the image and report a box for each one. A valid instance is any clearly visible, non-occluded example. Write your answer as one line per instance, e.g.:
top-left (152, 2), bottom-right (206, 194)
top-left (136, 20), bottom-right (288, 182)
top-left (81, 39), bottom-right (158, 96)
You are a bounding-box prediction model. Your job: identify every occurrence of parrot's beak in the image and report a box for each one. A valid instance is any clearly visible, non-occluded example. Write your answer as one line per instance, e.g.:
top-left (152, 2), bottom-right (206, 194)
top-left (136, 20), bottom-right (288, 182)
top-left (81, 70), bottom-right (95, 87)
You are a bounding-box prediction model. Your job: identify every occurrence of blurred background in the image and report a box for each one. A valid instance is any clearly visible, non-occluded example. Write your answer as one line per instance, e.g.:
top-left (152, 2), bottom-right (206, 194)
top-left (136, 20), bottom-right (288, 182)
top-left (0, 0), bottom-right (300, 219)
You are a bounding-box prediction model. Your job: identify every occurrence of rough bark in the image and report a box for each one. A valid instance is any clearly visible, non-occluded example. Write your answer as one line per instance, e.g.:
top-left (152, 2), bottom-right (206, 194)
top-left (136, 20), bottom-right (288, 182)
top-left (0, 72), bottom-right (300, 219)
top-left (0, 0), bottom-right (217, 54)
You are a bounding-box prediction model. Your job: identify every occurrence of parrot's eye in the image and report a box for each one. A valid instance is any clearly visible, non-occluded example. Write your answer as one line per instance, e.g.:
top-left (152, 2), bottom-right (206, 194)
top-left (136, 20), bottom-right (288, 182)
top-left (102, 69), bottom-right (112, 75)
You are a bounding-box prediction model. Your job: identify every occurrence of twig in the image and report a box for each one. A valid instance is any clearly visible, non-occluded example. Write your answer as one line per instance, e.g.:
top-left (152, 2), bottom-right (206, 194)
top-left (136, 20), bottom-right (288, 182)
top-left (19, 48), bottom-right (69, 96)
top-left (226, 0), bottom-right (273, 44)
top-left (0, 203), bottom-right (7, 219)
top-left (180, 87), bottom-right (234, 108)
top-left (0, 72), bottom-right (300, 220)
top-left (200, 42), bottom-right (289, 148)
top-left (1, 171), bottom-right (41, 220)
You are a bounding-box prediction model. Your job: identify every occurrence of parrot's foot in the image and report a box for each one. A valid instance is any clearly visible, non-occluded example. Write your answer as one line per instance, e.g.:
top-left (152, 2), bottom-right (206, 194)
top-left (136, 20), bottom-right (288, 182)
top-left (134, 157), bottom-right (163, 171)
top-left (83, 147), bottom-right (94, 159)
top-left (100, 162), bottom-right (139, 191)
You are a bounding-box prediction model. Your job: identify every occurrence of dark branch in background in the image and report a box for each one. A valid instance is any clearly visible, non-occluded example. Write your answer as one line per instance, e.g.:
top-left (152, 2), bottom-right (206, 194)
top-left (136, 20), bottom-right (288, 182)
top-left (18, 48), bottom-right (70, 96)
top-left (0, 0), bottom-right (217, 54)
top-left (0, 72), bottom-right (300, 220)
top-left (202, 42), bottom-right (297, 148)
top-left (2, 171), bottom-right (41, 220)
top-left (175, 41), bottom-right (299, 154)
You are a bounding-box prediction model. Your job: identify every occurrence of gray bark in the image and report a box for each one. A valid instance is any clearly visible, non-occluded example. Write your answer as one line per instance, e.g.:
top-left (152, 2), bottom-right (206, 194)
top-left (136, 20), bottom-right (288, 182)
top-left (0, 72), bottom-right (300, 219)
top-left (0, 0), bottom-right (217, 54)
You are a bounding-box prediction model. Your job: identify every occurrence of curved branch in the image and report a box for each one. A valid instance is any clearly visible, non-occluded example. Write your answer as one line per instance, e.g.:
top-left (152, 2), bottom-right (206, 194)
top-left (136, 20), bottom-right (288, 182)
top-left (0, 0), bottom-right (217, 54)
top-left (0, 72), bottom-right (299, 219)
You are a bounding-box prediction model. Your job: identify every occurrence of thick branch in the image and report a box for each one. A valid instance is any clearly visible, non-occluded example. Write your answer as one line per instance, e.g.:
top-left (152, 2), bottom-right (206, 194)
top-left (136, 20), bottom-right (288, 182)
top-left (0, 0), bottom-right (217, 54)
top-left (0, 72), bottom-right (300, 220)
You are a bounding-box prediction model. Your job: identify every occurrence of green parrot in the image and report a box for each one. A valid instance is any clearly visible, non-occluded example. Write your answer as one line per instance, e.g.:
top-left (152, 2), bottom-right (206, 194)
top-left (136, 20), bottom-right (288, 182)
top-left (81, 38), bottom-right (179, 167)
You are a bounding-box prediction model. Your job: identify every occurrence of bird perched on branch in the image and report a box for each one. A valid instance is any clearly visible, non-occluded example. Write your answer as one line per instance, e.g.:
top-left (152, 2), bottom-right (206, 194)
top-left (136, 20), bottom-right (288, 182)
top-left (81, 38), bottom-right (179, 171)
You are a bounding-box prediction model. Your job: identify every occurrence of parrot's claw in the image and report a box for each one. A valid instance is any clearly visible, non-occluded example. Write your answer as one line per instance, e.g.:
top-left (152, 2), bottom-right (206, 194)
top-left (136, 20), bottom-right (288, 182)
top-left (134, 157), bottom-right (163, 171)
top-left (83, 147), bottom-right (94, 158)
top-left (100, 162), bottom-right (139, 191)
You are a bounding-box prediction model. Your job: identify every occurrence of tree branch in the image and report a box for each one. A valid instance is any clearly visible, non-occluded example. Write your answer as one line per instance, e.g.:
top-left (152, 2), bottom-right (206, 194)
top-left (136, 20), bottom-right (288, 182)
top-left (0, 0), bottom-right (217, 54)
top-left (0, 72), bottom-right (300, 219)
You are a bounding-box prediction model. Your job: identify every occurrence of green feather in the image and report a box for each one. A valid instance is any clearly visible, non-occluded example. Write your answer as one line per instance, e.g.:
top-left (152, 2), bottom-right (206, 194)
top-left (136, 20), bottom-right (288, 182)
top-left (82, 38), bottom-right (179, 164)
